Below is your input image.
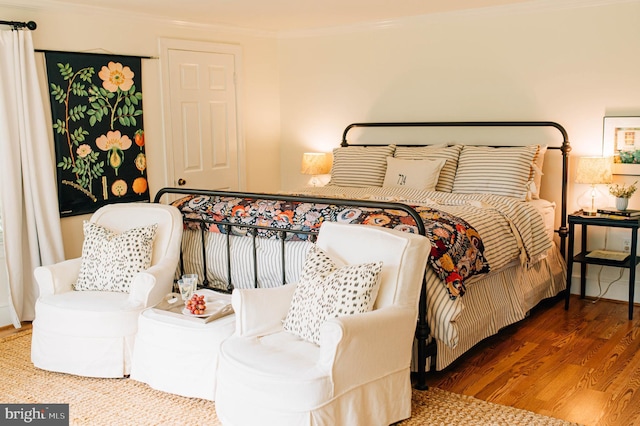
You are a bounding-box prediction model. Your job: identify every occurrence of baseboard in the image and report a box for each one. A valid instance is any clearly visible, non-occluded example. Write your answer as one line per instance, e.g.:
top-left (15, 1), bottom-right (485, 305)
top-left (0, 304), bottom-right (12, 327)
top-left (570, 271), bottom-right (640, 304)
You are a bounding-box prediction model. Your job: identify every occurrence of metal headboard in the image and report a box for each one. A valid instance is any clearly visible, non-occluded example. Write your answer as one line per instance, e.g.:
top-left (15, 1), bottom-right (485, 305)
top-left (341, 120), bottom-right (571, 257)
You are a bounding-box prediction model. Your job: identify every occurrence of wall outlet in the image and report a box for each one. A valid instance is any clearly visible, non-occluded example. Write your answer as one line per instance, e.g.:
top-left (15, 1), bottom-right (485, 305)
top-left (623, 238), bottom-right (631, 253)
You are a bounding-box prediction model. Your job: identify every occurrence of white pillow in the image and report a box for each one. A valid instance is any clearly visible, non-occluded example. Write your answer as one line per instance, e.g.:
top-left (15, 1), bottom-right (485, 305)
top-left (328, 145), bottom-right (396, 187)
top-left (393, 145), bottom-right (462, 192)
top-left (383, 157), bottom-right (445, 191)
top-left (452, 145), bottom-right (538, 200)
top-left (74, 221), bottom-right (158, 292)
top-left (283, 245), bottom-right (383, 344)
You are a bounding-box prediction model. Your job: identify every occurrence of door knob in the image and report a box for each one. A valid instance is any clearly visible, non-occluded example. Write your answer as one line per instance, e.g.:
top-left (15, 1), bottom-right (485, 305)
top-left (177, 178), bottom-right (186, 186)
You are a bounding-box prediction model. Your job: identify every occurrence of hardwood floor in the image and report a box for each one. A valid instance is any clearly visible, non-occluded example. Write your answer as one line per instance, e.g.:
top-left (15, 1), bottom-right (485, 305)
top-left (425, 294), bottom-right (640, 426)
top-left (0, 321), bottom-right (31, 339)
top-left (3, 296), bottom-right (639, 425)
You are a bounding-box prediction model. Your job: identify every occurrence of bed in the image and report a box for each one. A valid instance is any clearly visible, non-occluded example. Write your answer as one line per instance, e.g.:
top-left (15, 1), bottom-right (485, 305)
top-left (153, 120), bottom-right (570, 389)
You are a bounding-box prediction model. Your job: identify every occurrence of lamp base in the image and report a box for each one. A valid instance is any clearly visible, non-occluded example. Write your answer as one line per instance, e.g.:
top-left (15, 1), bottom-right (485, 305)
top-left (307, 175), bottom-right (321, 187)
top-left (577, 186), bottom-right (606, 217)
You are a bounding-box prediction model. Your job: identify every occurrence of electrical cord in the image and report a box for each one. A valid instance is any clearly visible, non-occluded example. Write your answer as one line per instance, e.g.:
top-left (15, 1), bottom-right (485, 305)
top-left (592, 229), bottom-right (626, 303)
top-left (593, 266), bottom-right (624, 303)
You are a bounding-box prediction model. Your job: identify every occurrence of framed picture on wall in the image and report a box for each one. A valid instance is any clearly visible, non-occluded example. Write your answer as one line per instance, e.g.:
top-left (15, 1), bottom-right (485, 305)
top-left (604, 116), bottom-right (640, 175)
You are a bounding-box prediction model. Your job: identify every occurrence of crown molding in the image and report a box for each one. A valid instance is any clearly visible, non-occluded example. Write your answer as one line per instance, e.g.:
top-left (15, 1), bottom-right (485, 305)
top-left (0, 0), bottom-right (277, 38)
top-left (278, 0), bottom-right (639, 38)
top-left (2, 0), bottom-right (636, 39)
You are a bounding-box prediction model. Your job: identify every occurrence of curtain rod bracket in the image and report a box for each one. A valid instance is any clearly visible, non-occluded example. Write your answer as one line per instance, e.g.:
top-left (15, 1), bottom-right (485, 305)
top-left (0, 20), bottom-right (37, 30)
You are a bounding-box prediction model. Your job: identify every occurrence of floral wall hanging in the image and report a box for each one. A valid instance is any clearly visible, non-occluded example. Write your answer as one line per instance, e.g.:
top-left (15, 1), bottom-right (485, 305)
top-left (45, 52), bottom-right (149, 217)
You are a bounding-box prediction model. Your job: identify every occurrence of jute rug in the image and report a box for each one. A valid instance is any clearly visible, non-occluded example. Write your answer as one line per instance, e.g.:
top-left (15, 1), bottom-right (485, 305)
top-left (1, 330), bottom-right (578, 425)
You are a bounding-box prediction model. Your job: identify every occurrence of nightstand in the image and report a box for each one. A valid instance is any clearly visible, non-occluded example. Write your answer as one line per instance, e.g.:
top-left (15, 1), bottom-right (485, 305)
top-left (565, 211), bottom-right (640, 320)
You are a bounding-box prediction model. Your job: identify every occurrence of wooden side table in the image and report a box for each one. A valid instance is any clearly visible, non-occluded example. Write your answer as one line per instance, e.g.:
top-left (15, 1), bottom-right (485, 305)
top-left (565, 211), bottom-right (640, 320)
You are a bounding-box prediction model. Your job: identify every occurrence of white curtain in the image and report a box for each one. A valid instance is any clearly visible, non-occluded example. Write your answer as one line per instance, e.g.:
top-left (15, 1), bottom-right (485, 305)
top-left (0, 30), bottom-right (65, 328)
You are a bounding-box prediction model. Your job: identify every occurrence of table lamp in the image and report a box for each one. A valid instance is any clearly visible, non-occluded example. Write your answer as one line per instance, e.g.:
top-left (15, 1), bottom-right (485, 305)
top-left (575, 156), bottom-right (613, 216)
top-left (300, 152), bottom-right (332, 187)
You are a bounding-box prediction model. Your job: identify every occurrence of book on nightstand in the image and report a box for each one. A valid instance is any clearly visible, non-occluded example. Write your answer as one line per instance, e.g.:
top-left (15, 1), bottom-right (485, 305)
top-left (586, 250), bottom-right (630, 262)
top-left (597, 208), bottom-right (640, 218)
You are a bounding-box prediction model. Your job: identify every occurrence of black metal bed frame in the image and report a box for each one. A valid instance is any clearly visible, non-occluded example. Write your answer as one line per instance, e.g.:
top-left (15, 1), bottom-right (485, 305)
top-left (341, 121), bottom-right (571, 256)
top-left (154, 120), bottom-right (571, 391)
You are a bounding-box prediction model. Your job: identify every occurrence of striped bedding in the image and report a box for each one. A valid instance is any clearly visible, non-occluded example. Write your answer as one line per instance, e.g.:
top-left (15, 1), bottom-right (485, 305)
top-left (428, 245), bottom-right (566, 370)
top-left (180, 230), bottom-right (313, 290)
top-left (300, 185), bottom-right (552, 269)
top-left (296, 185), bottom-right (556, 348)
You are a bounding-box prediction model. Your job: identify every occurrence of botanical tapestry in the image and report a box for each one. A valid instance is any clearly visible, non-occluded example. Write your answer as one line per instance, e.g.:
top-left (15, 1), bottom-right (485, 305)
top-left (45, 52), bottom-right (149, 217)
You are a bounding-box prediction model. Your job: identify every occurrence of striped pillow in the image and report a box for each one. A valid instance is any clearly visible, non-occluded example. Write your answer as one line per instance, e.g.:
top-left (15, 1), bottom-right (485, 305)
top-left (530, 145), bottom-right (547, 200)
top-left (328, 145), bottom-right (396, 187)
top-left (452, 145), bottom-right (538, 200)
top-left (394, 145), bottom-right (462, 192)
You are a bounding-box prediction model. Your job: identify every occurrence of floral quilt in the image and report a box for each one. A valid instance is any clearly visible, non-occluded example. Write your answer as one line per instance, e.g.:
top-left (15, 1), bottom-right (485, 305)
top-left (171, 195), bottom-right (490, 299)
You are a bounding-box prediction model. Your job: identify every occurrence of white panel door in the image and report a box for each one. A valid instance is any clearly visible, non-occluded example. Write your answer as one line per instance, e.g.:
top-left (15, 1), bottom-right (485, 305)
top-left (167, 48), bottom-right (239, 190)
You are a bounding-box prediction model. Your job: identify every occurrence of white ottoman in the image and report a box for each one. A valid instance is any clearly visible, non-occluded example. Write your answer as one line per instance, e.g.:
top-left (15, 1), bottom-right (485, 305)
top-left (130, 290), bottom-right (235, 400)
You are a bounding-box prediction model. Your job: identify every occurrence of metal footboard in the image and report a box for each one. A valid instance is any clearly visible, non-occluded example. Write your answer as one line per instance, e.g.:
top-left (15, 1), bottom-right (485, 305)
top-left (184, 221), bottom-right (316, 292)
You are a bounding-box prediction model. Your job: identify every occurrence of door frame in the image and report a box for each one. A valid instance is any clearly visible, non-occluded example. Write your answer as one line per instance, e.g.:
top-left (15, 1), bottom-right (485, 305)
top-left (159, 38), bottom-right (246, 191)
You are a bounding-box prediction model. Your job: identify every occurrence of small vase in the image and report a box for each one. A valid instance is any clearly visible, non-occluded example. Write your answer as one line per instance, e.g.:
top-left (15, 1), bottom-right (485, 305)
top-left (616, 197), bottom-right (629, 211)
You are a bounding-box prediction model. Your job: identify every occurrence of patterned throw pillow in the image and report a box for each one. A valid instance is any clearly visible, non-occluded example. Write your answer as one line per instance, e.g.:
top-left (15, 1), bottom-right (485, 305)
top-left (283, 245), bottom-right (383, 344)
top-left (74, 221), bottom-right (158, 293)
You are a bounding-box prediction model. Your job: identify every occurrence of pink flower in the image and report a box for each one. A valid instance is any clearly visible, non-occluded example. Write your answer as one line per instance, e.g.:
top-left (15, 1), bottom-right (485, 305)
top-left (95, 130), bottom-right (132, 151)
top-left (76, 144), bottom-right (92, 158)
top-left (98, 62), bottom-right (134, 92)
top-left (96, 130), bottom-right (132, 176)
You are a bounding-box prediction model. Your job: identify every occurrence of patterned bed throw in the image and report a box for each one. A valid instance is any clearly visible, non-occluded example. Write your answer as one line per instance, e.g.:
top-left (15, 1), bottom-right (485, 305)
top-left (415, 207), bottom-right (489, 298)
top-left (171, 194), bottom-right (489, 299)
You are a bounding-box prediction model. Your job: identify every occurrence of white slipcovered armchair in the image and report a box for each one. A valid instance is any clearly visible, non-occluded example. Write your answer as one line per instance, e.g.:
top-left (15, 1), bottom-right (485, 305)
top-left (215, 222), bottom-right (431, 426)
top-left (31, 203), bottom-right (183, 378)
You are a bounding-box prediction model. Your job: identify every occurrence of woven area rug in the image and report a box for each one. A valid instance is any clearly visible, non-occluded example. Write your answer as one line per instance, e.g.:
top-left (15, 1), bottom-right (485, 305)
top-left (2, 330), bottom-right (578, 425)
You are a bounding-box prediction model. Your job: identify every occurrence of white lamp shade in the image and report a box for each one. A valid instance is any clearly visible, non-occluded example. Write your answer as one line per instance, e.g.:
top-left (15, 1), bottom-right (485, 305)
top-left (300, 152), bottom-right (332, 175)
top-left (575, 156), bottom-right (613, 184)
top-left (575, 156), bottom-right (613, 215)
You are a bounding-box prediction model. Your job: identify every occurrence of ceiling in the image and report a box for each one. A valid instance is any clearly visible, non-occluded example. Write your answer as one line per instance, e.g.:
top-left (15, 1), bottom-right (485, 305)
top-left (15, 0), bottom-right (541, 32)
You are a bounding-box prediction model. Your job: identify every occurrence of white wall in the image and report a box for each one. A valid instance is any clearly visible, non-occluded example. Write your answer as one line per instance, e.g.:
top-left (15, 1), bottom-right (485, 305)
top-left (277, 1), bottom-right (640, 302)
